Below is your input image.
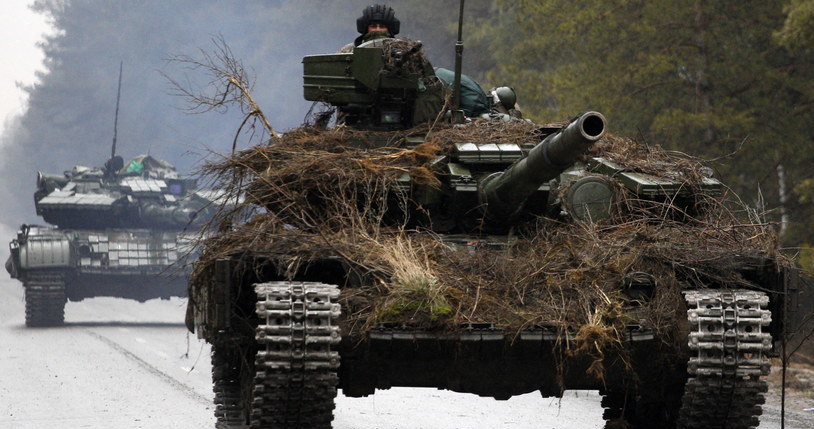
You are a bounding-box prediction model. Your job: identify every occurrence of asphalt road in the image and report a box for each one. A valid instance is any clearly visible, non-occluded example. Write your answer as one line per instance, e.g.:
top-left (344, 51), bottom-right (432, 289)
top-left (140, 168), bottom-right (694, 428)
top-left (1, 277), bottom-right (812, 429)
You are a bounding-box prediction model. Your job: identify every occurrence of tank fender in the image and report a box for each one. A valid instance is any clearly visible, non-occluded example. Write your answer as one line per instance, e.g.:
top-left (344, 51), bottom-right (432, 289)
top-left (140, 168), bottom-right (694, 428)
top-left (16, 231), bottom-right (73, 270)
top-left (5, 255), bottom-right (17, 278)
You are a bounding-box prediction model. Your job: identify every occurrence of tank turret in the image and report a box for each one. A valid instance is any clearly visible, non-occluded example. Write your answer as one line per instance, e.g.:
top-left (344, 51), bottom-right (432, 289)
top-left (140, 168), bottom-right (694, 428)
top-left (479, 111), bottom-right (606, 220)
top-left (33, 154), bottom-right (210, 230)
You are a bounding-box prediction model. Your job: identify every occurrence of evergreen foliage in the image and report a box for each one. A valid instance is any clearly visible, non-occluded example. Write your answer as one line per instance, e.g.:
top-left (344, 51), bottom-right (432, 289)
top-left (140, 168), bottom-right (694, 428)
top-left (430, 0), bottom-right (814, 262)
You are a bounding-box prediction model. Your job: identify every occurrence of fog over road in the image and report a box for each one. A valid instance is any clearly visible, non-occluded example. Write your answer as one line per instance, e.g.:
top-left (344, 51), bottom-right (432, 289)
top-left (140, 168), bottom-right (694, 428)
top-left (1, 277), bottom-right (811, 429)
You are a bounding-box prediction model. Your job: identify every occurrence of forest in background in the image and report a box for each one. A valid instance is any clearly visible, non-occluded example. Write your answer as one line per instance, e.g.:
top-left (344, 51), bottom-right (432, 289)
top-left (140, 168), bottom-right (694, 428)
top-left (5, 0), bottom-right (814, 269)
top-left (405, 0), bottom-right (814, 270)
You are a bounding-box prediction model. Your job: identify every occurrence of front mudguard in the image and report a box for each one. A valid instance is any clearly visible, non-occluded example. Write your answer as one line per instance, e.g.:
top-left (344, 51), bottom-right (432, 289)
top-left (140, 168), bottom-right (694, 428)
top-left (13, 230), bottom-right (72, 271)
top-left (5, 254), bottom-right (17, 278)
top-left (7, 237), bottom-right (21, 278)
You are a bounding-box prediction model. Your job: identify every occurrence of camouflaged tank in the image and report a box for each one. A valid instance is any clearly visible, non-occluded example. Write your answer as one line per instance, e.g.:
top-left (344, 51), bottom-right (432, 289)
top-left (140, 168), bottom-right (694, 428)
top-left (187, 38), bottom-right (802, 429)
top-left (6, 154), bottom-right (214, 327)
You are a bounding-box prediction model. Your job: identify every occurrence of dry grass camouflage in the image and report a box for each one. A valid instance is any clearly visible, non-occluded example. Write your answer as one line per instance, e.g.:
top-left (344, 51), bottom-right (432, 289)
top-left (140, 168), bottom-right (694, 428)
top-left (188, 117), bottom-right (788, 377)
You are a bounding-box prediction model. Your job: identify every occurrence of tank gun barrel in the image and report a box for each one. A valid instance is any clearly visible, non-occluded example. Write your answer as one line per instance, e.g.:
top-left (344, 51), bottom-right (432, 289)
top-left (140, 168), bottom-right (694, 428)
top-left (141, 203), bottom-right (199, 229)
top-left (37, 172), bottom-right (69, 193)
top-left (479, 111), bottom-right (607, 220)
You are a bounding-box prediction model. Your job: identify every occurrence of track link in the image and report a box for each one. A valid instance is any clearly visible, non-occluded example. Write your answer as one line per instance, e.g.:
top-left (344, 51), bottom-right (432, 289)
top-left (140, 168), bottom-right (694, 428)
top-left (251, 282), bottom-right (341, 429)
top-left (212, 345), bottom-right (249, 428)
top-left (677, 290), bottom-right (772, 429)
top-left (24, 272), bottom-right (66, 327)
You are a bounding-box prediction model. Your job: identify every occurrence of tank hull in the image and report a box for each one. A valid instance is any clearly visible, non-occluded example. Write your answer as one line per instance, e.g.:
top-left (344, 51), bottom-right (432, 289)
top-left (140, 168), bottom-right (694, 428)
top-left (7, 225), bottom-right (190, 326)
top-left (193, 249), bottom-right (795, 429)
top-left (337, 326), bottom-right (662, 398)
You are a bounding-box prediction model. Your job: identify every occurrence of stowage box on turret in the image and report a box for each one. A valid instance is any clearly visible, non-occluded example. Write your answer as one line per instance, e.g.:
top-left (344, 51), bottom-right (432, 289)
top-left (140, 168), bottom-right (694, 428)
top-left (187, 38), bottom-right (801, 429)
top-left (6, 154), bottom-right (214, 326)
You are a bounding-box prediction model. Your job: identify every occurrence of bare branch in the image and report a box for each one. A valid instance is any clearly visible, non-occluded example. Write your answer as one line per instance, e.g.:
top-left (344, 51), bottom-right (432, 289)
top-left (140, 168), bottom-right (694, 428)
top-left (163, 35), bottom-right (279, 152)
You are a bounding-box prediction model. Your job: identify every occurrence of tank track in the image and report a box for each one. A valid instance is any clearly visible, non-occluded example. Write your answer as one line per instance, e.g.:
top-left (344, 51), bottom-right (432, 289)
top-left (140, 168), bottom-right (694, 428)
top-left (212, 345), bottom-right (248, 428)
top-left (251, 282), bottom-right (341, 429)
top-left (601, 289), bottom-right (772, 429)
top-left (24, 272), bottom-right (66, 327)
top-left (677, 290), bottom-right (772, 429)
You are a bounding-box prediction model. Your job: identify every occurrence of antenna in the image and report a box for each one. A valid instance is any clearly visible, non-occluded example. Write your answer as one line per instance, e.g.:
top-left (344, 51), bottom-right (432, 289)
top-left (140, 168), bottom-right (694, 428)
top-left (451, 0), bottom-right (465, 122)
top-left (111, 61), bottom-right (123, 159)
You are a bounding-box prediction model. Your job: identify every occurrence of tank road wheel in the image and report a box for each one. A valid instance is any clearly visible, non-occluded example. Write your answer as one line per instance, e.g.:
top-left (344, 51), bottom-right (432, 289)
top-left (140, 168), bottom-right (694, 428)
top-left (212, 344), bottom-right (250, 428)
top-left (24, 272), bottom-right (66, 327)
top-left (677, 290), bottom-right (771, 429)
top-left (251, 282), bottom-right (341, 429)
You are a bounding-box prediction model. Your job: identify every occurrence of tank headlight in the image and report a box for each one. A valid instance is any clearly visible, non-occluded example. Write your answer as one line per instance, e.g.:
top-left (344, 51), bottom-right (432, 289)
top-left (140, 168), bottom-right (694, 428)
top-left (380, 109), bottom-right (402, 124)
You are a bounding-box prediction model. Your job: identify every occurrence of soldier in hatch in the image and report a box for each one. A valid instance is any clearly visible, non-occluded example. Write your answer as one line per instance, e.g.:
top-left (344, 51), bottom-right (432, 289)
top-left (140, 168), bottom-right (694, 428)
top-left (488, 86), bottom-right (524, 119)
top-left (334, 4), bottom-right (445, 126)
top-left (337, 4), bottom-right (522, 123)
top-left (340, 4), bottom-right (400, 53)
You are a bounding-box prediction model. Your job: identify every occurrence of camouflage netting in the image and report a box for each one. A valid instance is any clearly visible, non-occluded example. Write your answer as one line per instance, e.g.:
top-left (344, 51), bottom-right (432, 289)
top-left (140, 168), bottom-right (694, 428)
top-left (190, 118), bottom-right (789, 374)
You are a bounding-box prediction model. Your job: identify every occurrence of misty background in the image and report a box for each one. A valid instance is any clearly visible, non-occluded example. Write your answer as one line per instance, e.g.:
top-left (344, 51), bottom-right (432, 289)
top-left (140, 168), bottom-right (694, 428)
top-left (0, 0), bottom-right (470, 231)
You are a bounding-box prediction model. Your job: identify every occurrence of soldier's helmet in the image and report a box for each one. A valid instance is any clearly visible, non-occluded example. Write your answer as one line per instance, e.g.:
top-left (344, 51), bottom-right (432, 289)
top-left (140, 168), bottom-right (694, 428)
top-left (493, 87), bottom-right (517, 109)
top-left (356, 4), bottom-right (400, 36)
